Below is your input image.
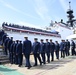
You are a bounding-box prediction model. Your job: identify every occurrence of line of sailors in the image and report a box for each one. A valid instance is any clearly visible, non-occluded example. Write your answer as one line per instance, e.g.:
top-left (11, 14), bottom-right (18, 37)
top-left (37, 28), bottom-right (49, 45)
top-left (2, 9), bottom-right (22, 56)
top-left (0, 31), bottom-right (76, 69)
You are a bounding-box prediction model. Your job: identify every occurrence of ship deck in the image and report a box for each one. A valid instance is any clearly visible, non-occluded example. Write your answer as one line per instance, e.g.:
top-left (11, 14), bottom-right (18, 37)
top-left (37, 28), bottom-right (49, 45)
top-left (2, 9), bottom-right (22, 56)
top-left (0, 55), bottom-right (76, 75)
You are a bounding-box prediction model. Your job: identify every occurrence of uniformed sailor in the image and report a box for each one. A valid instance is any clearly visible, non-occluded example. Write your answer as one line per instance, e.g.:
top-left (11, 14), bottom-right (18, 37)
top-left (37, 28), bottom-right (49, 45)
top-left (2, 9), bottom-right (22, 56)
top-left (55, 41), bottom-right (60, 60)
top-left (32, 38), bottom-right (42, 66)
top-left (40, 39), bottom-right (46, 64)
top-left (45, 39), bottom-right (50, 63)
top-left (60, 40), bottom-right (65, 58)
top-left (16, 41), bottom-right (23, 67)
top-left (4, 37), bottom-right (9, 55)
top-left (15, 40), bottom-right (19, 64)
top-left (13, 41), bottom-right (17, 64)
top-left (10, 41), bottom-right (15, 64)
top-left (50, 39), bottom-right (55, 61)
top-left (66, 40), bottom-right (70, 56)
top-left (71, 40), bottom-right (76, 55)
top-left (64, 40), bottom-right (67, 56)
top-left (22, 37), bottom-right (32, 69)
top-left (2, 33), bottom-right (8, 43)
top-left (7, 37), bottom-right (13, 61)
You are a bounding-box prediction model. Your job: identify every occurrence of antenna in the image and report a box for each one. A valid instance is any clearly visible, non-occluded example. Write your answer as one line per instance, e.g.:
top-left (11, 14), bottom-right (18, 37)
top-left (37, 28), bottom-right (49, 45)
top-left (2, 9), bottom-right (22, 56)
top-left (67, 1), bottom-right (76, 27)
top-left (69, 1), bottom-right (71, 10)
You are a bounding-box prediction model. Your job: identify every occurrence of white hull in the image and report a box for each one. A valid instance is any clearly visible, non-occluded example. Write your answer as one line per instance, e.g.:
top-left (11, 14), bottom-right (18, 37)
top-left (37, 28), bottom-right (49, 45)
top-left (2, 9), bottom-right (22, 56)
top-left (2, 22), bottom-right (73, 43)
top-left (5, 31), bottom-right (61, 43)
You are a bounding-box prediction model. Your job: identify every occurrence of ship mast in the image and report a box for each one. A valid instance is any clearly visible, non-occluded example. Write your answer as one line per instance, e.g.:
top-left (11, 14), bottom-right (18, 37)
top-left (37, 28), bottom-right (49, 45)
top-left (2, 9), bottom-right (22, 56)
top-left (67, 1), bottom-right (76, 27)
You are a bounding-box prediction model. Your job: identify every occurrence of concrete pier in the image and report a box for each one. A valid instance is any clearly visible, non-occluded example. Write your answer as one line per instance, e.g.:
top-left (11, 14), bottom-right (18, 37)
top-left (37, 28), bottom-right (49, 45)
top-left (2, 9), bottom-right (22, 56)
top-left (0, 55), bottom-right (76, 75)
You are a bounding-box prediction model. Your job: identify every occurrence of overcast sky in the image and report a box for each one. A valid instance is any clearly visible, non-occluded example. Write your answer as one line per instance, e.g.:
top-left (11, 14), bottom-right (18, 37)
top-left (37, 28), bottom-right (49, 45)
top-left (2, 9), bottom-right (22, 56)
top-left (0, 0), bottom-right (76, 28)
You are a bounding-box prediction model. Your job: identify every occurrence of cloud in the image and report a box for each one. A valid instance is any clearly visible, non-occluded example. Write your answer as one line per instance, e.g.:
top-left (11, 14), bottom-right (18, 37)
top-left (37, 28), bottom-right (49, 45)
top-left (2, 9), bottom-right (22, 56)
top-left (59, 0), bottom-right (68, 12)
top-left (34, 0), bottom-right (57, 22)
top-left (34, 0), bottom-right (52, 21)
top-left (34, 0), bottom-right (48, 20)
top-left (0, 0), bottom-right (39, 19)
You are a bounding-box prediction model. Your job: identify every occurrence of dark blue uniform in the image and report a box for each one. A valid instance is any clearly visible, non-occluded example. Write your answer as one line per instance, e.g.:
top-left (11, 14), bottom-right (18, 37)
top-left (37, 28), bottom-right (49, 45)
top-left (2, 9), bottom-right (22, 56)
top-left (55, 41), bottom-right (60, 60)
top-left (23, 39), bottom-right (32, 68)
top-left (0, 41), bottom-right (2, 45)
top-left (2, 33), bottom-right (7, 43)
top-left (45, 42), bottom-right (50, 63)
top-left (32, 41), bottom-right (42, 66)
top-left (50, 42), bottom-right (55, 61)
top-left (15, 41), bottom-right (19, 64)
top-left (0, 30), bottom-right (5, 40)
top-left (13, 42), bottom-right (17, 64)
top-left (60, 41), bottom-right (65, 58)
top-left (16, 41), bottom-right (23, 67)
top-left (0, 30), bottom-right (5, 45)
top-left (71, 40), bottom-right (76, 55)
top-left (7, 38), bottom-right (13, 52)
top-left (10, 42), bottom-right (15, 64)
top-left (64, 41), bottom-right (67, 56)
top-left (4, 37), bottom-right (9, 55)
top-left (7, 38), bottom-right (13, 60)
top-left (66, 40), bottom-right (70, 56)
top-left (40, 42), bottom-right (46, 64)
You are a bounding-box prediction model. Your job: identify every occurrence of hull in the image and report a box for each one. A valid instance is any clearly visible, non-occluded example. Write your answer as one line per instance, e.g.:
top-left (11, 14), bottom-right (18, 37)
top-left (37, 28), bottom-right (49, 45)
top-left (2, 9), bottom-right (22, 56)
top-left (5, 31), bottom-right (61, 43)
top-left (2, 24), bottom-right (61, 43)
top-left (2, 22), bottom-right (73, 43)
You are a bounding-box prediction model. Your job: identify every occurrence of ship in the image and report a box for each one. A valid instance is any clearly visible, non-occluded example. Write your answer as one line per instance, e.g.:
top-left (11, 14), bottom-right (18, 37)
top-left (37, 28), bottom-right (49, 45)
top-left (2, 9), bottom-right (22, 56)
top-left (1, 21), bottom-right (73, 43)
top-left (0, 2), bottom-right (75, 43)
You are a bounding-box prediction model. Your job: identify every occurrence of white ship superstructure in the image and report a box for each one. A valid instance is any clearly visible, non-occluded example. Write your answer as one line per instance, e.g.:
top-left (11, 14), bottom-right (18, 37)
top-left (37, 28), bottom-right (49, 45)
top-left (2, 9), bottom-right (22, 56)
top-left (44, 22), bottom-right (73, 40)
top-left (1, 22), bottom-right (73, 43)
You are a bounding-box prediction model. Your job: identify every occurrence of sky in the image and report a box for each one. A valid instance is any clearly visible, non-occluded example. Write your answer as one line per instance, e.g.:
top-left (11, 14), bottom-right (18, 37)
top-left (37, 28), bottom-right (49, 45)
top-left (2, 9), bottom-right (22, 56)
top-left (0, 0), bottom-right (76, 28)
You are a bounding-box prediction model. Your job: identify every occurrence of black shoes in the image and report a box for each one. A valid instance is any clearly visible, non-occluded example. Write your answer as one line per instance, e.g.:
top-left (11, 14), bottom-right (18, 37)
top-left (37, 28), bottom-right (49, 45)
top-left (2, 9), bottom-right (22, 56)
top-left (25, 65), bottom-right (32, 69)
top-left (18, 65), bottom-right (22, 67)
top-left (27, 66), bottom-right (32, 69)
top-left (25, 65), bottom-right (28, 67)
top-left (43, 62), bottom-right (46, 64)
top-left (33, 64), bottom-right (38, 66)
top-left (40, 63), bottom-right (42, 66)
top-left (47, 60), bottom-right (50, 63)
top-left (27, 67), bottom-right (30, 69)
top-left (51, 60), bottom-right (54, 62)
